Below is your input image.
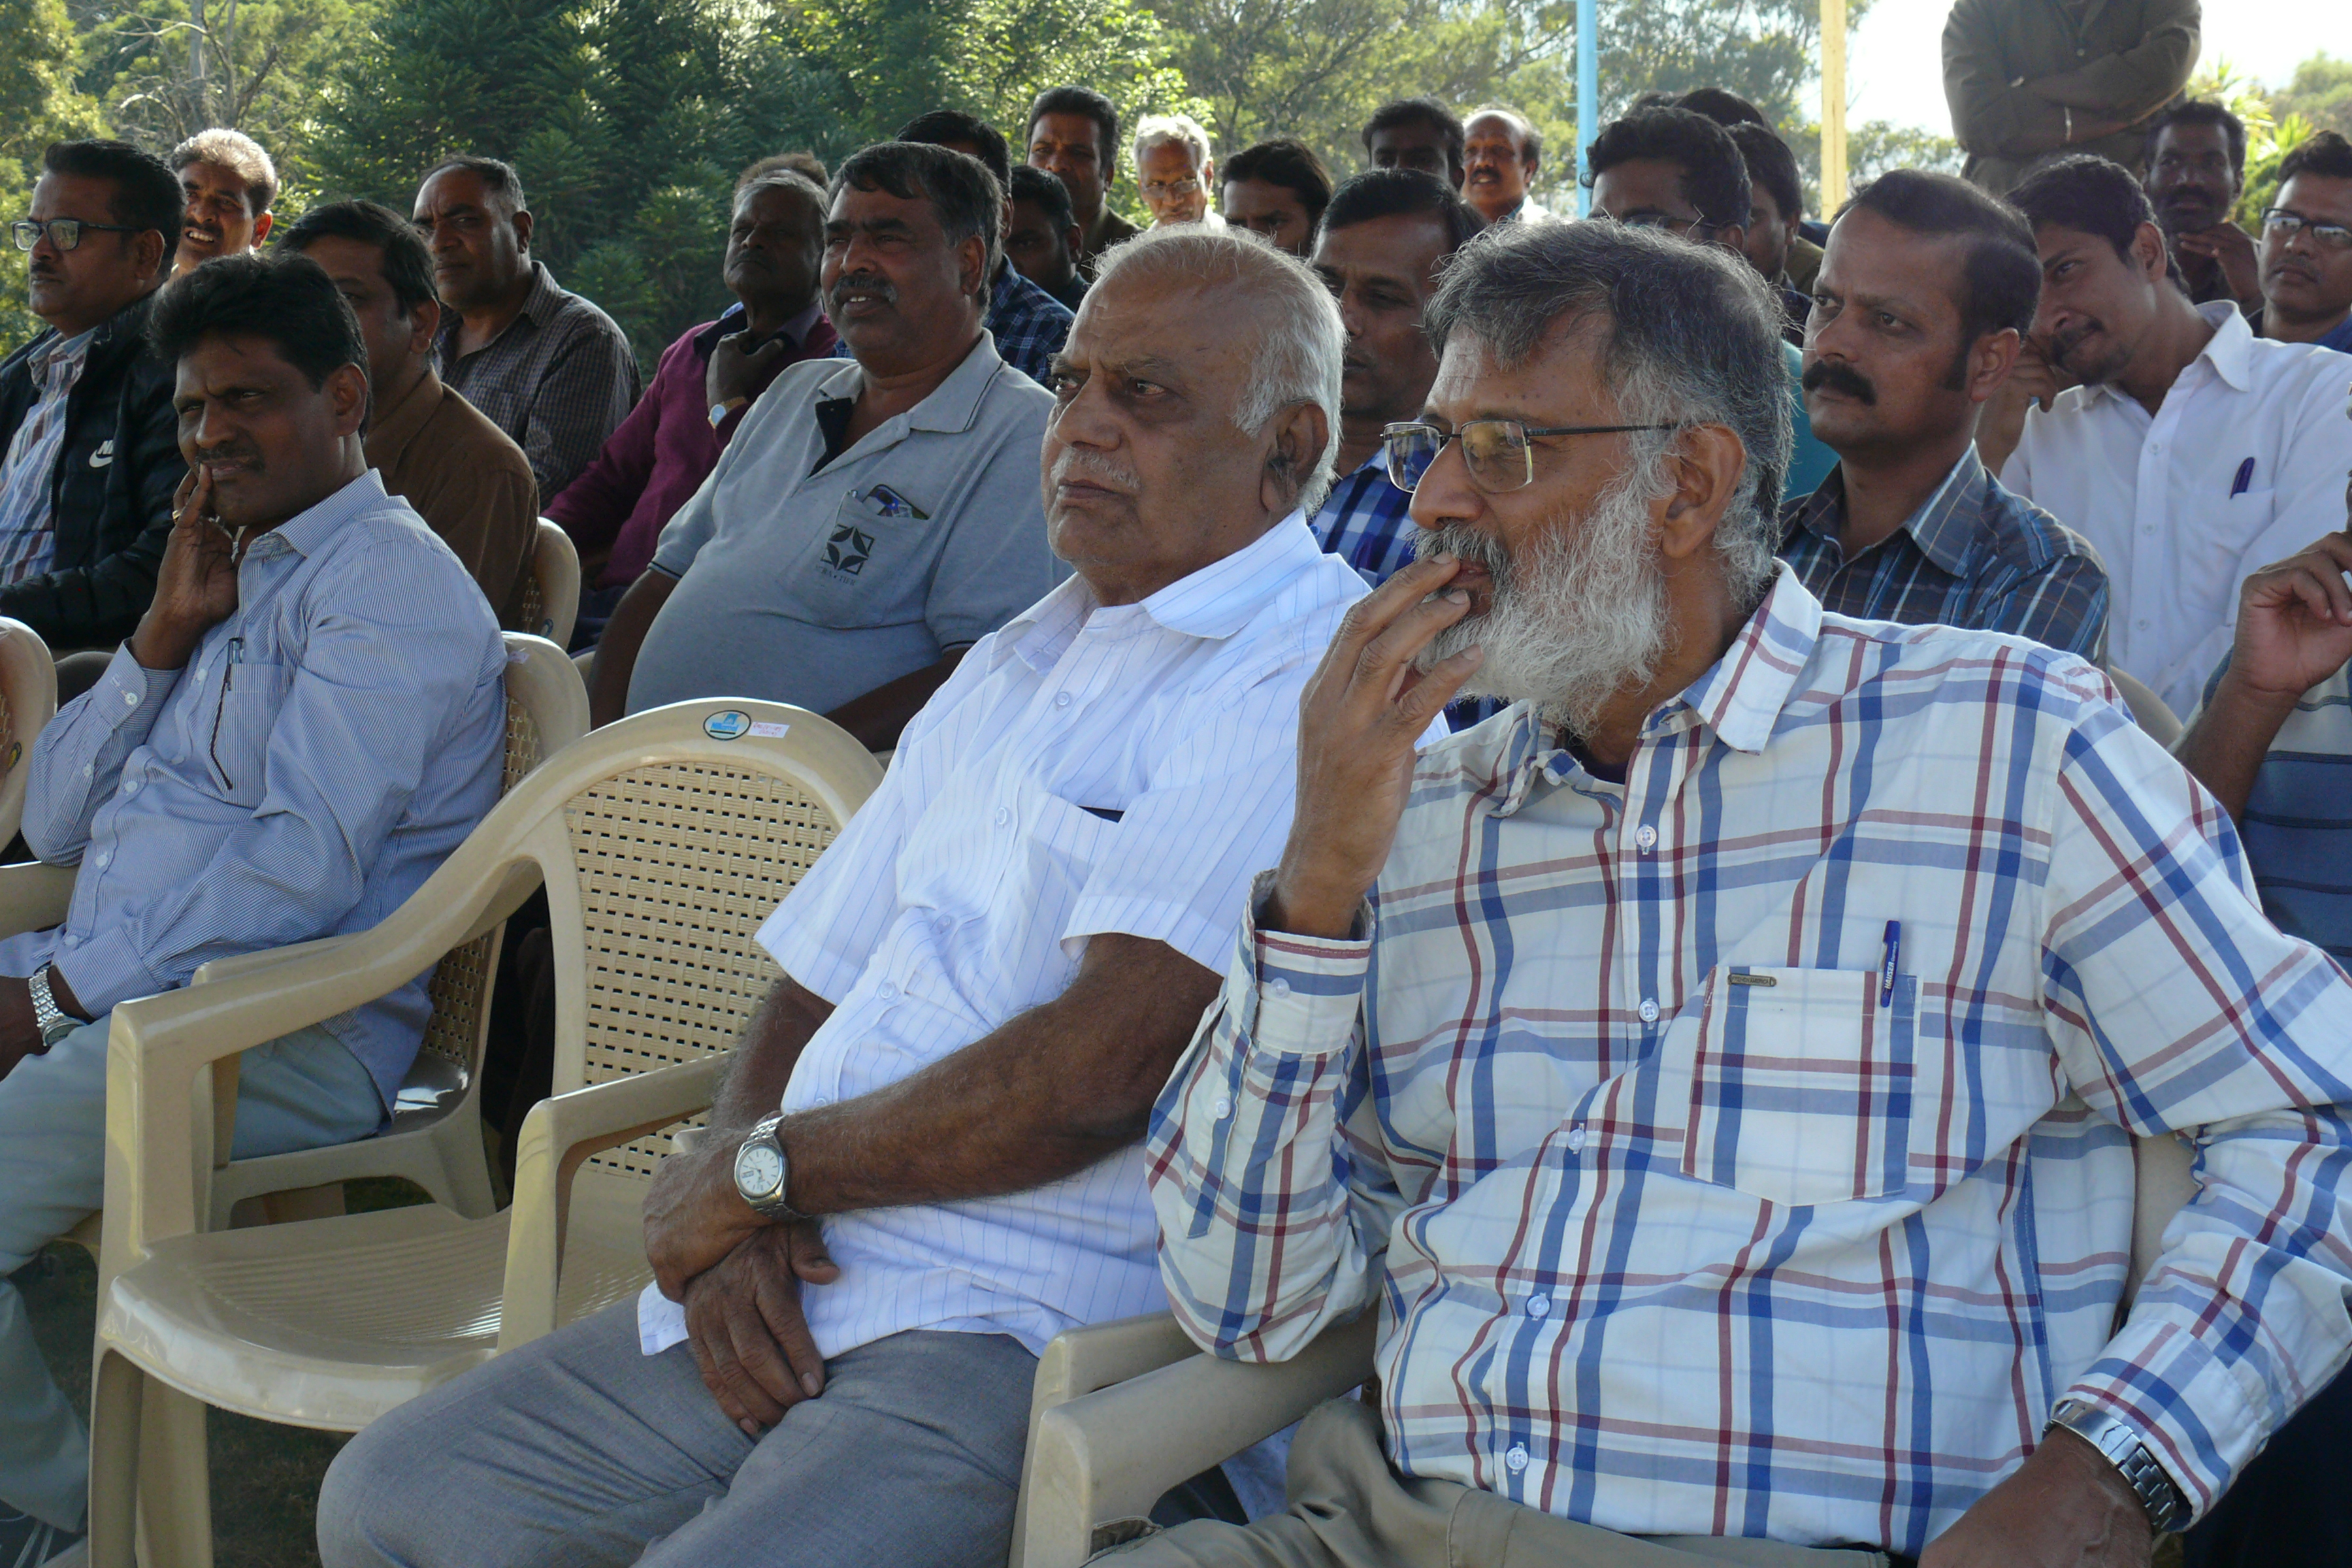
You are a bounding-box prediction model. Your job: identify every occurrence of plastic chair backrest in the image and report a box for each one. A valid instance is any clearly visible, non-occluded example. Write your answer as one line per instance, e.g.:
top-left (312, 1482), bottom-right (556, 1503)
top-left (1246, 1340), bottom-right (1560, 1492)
top-left (534, 700), bottom-right (882, 1184)
top-left (412, 634), bottom-right (590, 1088)
top-left (0, 617), bottom-right (57, 847)
top-left (2106, 666), bottom-right (2183, 749)
top-left (2122, 1131), bottom-right (2197, 1315)
top-left (512, 519), bottom-right (581, 648)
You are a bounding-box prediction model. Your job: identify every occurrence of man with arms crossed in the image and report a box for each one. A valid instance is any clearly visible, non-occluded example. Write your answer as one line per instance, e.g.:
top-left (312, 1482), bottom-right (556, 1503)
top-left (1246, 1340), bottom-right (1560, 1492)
top-left (320, 225), bottom-right (1388, 1568)
top-left (1135, 220), bottom-right (2352, 1567)
top-left (0, 253), bottom-right (506, 1566)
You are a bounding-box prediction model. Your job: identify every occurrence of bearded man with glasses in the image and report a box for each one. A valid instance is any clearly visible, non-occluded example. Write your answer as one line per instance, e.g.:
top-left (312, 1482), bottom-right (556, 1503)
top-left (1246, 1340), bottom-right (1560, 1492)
top-left (0, 140), bottom-right (185, 659)
top-left (1134, 216), bottom-right (2352, 1568)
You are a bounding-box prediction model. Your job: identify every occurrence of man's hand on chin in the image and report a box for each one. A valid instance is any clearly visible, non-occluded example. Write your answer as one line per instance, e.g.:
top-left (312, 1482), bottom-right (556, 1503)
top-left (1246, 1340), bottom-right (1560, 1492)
top-left (1921, 1426), bottom-right (2158, 1567)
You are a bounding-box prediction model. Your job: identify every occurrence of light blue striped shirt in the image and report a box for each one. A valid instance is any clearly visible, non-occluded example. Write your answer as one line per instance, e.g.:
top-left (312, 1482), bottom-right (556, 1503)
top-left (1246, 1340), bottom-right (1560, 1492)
top-left (638, 515), bottom-right (1380, 1361)
top-left (3, 471), bottom-right (508, 1107)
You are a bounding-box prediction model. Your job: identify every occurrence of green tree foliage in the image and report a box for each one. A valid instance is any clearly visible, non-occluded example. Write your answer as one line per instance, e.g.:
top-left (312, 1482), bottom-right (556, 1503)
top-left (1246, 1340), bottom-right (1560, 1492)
top-left (1, 0), bottom-right (103, 342)
top-left (2272, 53), bottom-right (2352, 140)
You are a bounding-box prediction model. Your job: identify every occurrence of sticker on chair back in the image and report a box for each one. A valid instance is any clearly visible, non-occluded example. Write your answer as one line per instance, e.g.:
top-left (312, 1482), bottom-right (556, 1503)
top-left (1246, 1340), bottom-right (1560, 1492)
top-left (704, 710), bottom-right (751, 740)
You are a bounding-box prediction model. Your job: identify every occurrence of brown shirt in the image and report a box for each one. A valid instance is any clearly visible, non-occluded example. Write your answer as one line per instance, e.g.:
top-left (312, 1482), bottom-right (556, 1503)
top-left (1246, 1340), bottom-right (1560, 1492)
top-left (365, 369), bottom-right (538, 627)
top-left (1942, 0), bottom-right (2200, 196)
top-left (1078, 206), bottom-right (1143, 277)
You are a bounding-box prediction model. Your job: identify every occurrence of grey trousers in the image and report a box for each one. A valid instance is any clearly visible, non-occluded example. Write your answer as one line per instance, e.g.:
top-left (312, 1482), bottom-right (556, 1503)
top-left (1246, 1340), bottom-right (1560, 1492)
top-left (318, 1300), bottom-right (1041, 1567)
top-left (1101, 1399), bottom-right (1895, 1568)
top-left (0, 1011), bottom-right (382, 1529)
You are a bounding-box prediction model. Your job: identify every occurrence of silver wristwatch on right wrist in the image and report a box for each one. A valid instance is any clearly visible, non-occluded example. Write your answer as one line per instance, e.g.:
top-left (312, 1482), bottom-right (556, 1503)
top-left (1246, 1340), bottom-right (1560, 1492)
top-left (27, 964), bottom-right (79, 1049)
top-left (731, 1111), bottom-right (806, 1222)
top-left (2045, 1398), bottom-right (2192, 1535)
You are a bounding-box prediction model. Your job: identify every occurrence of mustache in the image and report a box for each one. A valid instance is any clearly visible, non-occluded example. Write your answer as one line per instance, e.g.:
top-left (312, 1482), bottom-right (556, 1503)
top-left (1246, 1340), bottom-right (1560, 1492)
top-left (1801, 359), bottom-right (1876, 404)
top-left (827, 270), bottom-right (896, 309)
top-left (1413, 521), bottom-right (1511, 583)
top-left (194, 444), bottom-right (265, 470)
top-left (1049, 446), bottom-right (1141, 493)
top-left (2046, 319), bottom-right (2102, 366)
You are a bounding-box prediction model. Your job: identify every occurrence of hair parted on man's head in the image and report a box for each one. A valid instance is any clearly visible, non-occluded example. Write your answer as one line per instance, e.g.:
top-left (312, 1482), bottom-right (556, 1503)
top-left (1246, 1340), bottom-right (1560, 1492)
top-left (1134, 113), bottom-right (1213, 172)
top-left (149, 251), bottom-right (369, 391)
top-left (2144, 100), bottom-right (2249, 178)
top-left (2007, 153), bottom-right (2159, 262)
top-left (740, 151), bottom-right (828, 189)
top-left (41, 139), bottom-right (184, 274)
top-left (1008, 164), bottom-right (1075, 229)
top-left (1425, 219), bottom-right (1791, 607)
top-left (1362, 97), bottom-right (1467, 169)
top-left (1585, 108), bottom-right (1752, 232)
top-left (1221, 139), bottom-right (1335, 227)
top-left (1028, 85), bottom-right (1121, 174)
top-left (276, 199), bottom-right (438, 318)
top-left (1090, 224), bottom-right (1347, 514)
top-left (422, 154), bottom-right (527, 213)
top-left (1672, 88), bottom-right (1772, 131)
top-left (1840, 169), bottom-right (2041, 344)
top-left (2278, 129), bottom-right (2352, 187)
top-left (898, 110), bottom-right (1013, 189)
top-left (1727, 122), bottom-right (1802, 222)
top-left (169, 127), bottom-right (279, 214)
top-left (832, 140), bottom-right (1004, 297)
top-left (1320, 169), bottom-right (1485, 253)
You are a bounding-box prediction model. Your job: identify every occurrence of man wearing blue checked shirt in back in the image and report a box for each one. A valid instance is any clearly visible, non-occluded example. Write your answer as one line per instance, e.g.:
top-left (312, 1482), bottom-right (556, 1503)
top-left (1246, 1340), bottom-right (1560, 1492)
top-left (1133, 218), bottom-right (2352, 1568)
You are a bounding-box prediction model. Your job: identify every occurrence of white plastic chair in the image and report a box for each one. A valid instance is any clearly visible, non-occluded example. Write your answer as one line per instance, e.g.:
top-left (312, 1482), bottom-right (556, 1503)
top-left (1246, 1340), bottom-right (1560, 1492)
top-left (1011, 1143), bottom-right (2199, 1566)
top-left (85, 699), bottom-right (881, 1568)
top-left (2106, 665), bottom-right (2183, 750)
top-left (512, 517), bottom-right (581, 647)
top-left (0, 615), bottom-right (57, 850)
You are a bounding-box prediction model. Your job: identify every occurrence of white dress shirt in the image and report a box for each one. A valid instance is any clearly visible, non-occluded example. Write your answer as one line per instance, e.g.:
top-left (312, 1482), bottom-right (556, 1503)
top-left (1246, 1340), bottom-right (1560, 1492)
top-left (2001, 301), bottom-right (2352, 717)
top-left (640, 514), bottom-right (1376, 1360)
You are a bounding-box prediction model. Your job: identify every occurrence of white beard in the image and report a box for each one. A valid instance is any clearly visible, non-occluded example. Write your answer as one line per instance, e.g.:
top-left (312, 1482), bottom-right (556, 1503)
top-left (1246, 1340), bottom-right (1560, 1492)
top-left (1412, 467), bottom-right (1672, 738)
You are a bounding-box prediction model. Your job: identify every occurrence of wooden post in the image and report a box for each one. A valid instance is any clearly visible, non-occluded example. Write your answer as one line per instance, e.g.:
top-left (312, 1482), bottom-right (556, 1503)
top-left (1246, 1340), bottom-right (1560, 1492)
top-left (1820, 0), bottom-right (1848, 212)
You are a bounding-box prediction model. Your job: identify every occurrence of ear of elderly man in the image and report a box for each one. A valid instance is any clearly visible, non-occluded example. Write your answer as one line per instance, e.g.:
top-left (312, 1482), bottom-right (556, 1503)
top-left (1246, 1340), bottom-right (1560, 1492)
top-left (319, 223), bottom-right (1409, 1566)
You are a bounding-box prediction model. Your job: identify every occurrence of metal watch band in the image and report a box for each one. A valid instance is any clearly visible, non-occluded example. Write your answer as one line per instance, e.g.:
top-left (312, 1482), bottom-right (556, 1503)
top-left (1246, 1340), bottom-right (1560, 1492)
top-left (2047, 1400), bottom-right (2191, 1534)
top-left (27, 965), bottom-right (76, 1047)
top-left (734, 1112), bottom-right (806, 1222)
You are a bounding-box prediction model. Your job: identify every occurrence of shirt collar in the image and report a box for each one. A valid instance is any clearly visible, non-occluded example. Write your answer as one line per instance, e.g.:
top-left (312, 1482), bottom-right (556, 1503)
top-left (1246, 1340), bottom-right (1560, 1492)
top-left (252, 470), bottom-right (392, 563)
top-left (812, 332), bottom-right (1007, 436)
top-left (695, 299), bottom-right (826, 356)
top-left (515, 261), bottom-right (565, 327)
top-left (1784, 448), bottom-right (1986, 578)
top-left (990, 514), bottom-right (1329, 672)
top-left (2080, 299), bottom-right (2253, 408)
top-left (32, 325), bottom-right (98, 381)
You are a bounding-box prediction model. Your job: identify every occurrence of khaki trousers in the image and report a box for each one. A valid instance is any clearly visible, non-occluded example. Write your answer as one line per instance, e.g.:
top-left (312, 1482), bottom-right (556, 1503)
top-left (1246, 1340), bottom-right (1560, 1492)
top-left (1098, 1399), bottom-right (1898, 1568)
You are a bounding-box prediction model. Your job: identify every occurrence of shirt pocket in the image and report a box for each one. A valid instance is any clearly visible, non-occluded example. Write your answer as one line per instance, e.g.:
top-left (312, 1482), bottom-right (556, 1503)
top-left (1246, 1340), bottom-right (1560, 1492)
top-left (1680, 965), bottom-right (1917, 1207)
top-left (789, 483), bottom-right (936, 629)
top-left (201, 659), bottom-right (287, 808)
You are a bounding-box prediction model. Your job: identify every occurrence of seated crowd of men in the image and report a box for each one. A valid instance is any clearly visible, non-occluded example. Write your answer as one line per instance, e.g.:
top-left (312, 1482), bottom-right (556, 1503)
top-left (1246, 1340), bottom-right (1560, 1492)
top-left (0, 73), bottom-right (2348, 1568)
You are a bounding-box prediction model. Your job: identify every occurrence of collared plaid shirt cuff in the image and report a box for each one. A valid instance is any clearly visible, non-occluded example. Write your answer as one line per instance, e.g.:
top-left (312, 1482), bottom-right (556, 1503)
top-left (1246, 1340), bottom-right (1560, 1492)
top-left (1241, 872), bottom-right (1374, 1049)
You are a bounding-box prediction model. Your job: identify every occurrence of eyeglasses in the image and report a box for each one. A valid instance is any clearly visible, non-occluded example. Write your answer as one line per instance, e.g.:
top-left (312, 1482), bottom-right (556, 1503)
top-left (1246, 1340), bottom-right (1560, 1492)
top-left (1380, 418), bottom-right (1680, 494)
top-left (11, 218), bottom-right (142, 253)
top-left (1603, 209), bottom-right (1720, 238)
top-left (2262, 208), bottom-right (2352, 252)
top-left (1141, 177), bottom-right (1201, 199)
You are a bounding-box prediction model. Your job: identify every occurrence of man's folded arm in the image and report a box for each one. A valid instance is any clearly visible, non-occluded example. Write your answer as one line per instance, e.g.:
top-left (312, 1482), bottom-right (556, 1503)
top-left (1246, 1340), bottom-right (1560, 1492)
top-left (2038, 687), bottom-right (2352, 1519)
top-left (52, 553), bottom-right (498, 1014)
top-left (1143, 876), bottom-right (1400, 1364)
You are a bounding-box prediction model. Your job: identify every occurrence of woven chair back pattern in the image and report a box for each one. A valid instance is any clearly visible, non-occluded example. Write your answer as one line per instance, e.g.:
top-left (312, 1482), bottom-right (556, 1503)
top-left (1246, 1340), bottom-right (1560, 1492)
top-left (416, 692), bottom-right (546, 1070)
top-left (565, 759), bottom-right (844, 1181)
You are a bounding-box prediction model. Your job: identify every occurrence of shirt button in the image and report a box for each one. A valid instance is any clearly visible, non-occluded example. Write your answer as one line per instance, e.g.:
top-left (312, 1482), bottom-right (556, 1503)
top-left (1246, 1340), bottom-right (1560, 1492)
top-left (1213, 1096), bottom-right (1233, 1119)
top-left (1633, 824), bottom-right (1658, 851)
top-left (876, 981), bottom-right (897, 1000)
top-left (934, 915), bottom-right (953, 932)
top-left (1566, 1125), bottom-right (1587, 1154)
top-left (122, 779), bottom-right (138, 796)
top-left (1053, 691), bottom-right (1073, 708)
top-left (1505, 1444), bottom-right (1530, 1473)
top-left (121, 690), bottom-right (137, 707)
top-left (1266, 977), bottom-right (1292, 998)
top-left (993, 806), bottom-right (1011, 827)
top-left (1637, 997), bottom-right (1659, 1024)
top-left (1526, 1294), bottom-right (1550, 1318)
top-left (96, 851), bottom-right (110, 868)
top-left (61, 933), bottom-right (78, 948)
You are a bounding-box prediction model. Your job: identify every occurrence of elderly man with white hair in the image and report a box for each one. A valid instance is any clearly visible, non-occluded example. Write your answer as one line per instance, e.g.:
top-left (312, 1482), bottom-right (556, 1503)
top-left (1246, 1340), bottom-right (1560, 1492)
top-left (1132, 218), bottom-right (2352, 1567)
top-left (1135, 112), bottom-right (1224, 230)
top-left (319, 224), bottom-right (1385, 1567)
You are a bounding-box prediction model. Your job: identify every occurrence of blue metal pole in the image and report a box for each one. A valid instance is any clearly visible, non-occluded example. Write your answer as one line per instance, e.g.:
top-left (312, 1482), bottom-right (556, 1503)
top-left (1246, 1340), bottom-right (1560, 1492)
top-left (1576, 0), bottom-right (1598, 216)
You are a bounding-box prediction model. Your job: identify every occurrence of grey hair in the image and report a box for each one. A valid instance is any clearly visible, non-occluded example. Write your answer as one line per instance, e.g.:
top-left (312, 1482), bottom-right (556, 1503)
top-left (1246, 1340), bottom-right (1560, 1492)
top-left (734, 168), bottom-right (827, 216)
top-left (1092, 225), bottom-right (1346, 514)
top-left (1424, 219), bottom-right (1791, 608)
top-left (1133, 112), bottom-right (1213, 172)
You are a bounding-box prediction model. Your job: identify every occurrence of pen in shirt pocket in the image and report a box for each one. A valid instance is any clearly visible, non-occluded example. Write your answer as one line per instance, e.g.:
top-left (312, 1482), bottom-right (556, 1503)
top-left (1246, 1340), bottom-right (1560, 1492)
top-left (2230, 458), bottom-right (2255, 498)
top-left (1878, 920), bottom-right (1901, 1007)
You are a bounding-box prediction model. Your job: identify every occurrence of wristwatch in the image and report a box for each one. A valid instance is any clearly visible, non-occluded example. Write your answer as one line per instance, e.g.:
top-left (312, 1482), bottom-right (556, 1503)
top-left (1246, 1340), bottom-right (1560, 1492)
top-left (732, 1112), bottom-right (806, 1222)
top-left (27, 964), bottom-right (80, 1049)
top-left (708, 397), bottom-right (748, 429)
top-left (2045, 1399), bottom-right (2192, 1534)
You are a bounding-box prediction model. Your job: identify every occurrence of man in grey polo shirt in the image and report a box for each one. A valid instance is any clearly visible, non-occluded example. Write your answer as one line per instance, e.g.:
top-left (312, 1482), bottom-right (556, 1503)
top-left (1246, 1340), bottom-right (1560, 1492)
top-left (589, 142), bottom-right (1063, 749)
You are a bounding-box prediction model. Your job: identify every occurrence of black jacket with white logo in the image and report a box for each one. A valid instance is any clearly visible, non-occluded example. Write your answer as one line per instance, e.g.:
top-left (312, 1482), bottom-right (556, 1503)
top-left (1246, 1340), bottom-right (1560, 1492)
top-left (0, 289), bottom-right (178, 649)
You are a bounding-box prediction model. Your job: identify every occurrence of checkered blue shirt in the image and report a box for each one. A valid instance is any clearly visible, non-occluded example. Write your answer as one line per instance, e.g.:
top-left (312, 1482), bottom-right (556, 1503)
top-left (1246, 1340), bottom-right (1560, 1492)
top-left (1147, 570), bottom-right (2352, 1555)
top-left (1779, 446), bottom-right (2109, 661)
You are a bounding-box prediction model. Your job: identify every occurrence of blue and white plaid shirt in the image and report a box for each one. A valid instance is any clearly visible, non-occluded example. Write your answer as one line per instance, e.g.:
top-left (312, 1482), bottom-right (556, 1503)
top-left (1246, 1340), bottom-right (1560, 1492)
top-left (1307, 454), bottom-right (1420, 588)
top-left (0, 327), bottom-right (95, 584)
top-left (1780, 446), bottom-right (2110, 661)
top-left (1147, 569), bottom-right (2352, 1556)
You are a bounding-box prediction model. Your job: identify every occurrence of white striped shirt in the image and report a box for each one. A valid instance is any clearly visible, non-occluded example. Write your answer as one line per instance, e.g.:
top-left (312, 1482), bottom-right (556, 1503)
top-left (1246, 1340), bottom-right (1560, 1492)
top-left (639, 515), bottom-right (1377, 1360)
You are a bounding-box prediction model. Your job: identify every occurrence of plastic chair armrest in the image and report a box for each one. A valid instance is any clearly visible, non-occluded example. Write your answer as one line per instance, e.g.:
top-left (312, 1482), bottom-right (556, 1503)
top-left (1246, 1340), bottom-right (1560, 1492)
top-left (499, 1055), bottom-right (728, 1350)
top-left (0, 859), bottom-right (76, 938)
top-left (1015, 1312), bottom-right (1378, 1568)
top-left (191, 932), bottom-right (364, 987)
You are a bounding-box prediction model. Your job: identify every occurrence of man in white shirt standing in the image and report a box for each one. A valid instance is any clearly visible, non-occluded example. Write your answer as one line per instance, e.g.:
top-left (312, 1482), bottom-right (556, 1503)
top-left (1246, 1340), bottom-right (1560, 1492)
top-left (319, 225), bottom-right (1379, 1567)
top-left (1999, 154), bottom-right (2352, 717)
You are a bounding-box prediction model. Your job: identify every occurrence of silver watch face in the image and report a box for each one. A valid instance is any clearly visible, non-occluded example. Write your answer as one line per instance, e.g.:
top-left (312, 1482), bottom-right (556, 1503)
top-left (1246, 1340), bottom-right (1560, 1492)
top-left (735, 1139), bottom-right (785, 1198)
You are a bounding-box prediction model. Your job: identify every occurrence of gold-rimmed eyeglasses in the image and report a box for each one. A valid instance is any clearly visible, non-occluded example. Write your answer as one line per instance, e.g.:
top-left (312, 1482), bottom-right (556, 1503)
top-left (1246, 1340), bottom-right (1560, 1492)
top-left (1380, 417), bottom-right (1680, 494)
